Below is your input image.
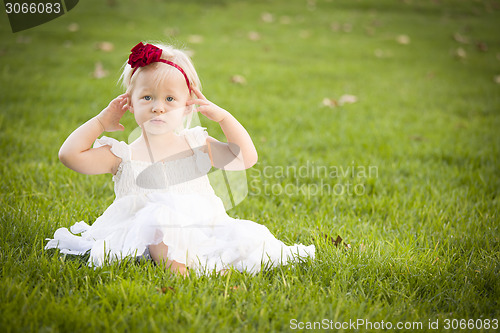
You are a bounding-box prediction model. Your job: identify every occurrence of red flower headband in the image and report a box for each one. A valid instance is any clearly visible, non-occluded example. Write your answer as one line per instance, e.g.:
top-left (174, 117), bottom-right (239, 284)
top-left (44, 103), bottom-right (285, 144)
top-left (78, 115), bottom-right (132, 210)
top-left (128, 42), bottom-right (192, 93)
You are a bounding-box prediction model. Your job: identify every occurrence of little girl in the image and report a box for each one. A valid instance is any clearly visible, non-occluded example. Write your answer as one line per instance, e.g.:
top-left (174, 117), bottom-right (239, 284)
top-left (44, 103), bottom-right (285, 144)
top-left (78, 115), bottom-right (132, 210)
top-left (45, 41), bottom-right (315, 276)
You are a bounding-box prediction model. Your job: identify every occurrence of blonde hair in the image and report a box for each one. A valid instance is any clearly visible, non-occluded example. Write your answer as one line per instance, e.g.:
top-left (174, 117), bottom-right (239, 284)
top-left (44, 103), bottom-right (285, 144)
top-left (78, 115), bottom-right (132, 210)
top-left (119, 41), bottom-right (201, 131)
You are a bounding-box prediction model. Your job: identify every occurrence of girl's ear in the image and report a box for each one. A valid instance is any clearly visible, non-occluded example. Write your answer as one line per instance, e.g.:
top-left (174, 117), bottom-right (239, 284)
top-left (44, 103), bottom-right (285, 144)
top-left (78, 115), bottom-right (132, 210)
top-left (126, 92), bottom-right (134, 113)
top-left (184, 105), bottom-right (193, 115)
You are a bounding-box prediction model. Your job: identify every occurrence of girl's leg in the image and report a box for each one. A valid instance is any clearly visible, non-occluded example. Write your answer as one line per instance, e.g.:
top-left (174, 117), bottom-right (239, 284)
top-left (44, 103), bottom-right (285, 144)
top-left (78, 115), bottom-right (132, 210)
top-left (148, 241), bottom-right (189, 277)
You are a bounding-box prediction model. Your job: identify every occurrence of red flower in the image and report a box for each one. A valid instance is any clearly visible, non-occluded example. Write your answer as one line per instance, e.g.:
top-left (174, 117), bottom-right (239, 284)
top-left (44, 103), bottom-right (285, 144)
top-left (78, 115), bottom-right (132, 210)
top-left (128, 42), bottom-right (163, 69)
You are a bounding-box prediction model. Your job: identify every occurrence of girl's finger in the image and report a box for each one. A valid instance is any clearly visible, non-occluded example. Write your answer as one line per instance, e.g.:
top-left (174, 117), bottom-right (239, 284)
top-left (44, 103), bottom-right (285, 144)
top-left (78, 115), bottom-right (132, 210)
top-left (187, 98), bottom-right (210, 106)
top-left (197, 105), bottom-right (211, 114)
top-left (193, 88), bottom-right (206, 100)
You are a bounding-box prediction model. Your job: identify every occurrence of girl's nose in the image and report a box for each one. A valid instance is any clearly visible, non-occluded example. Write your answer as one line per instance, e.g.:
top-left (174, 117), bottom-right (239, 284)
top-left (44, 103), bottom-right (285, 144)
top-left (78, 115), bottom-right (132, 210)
top-left (152, 102), bottom-right (166, 113)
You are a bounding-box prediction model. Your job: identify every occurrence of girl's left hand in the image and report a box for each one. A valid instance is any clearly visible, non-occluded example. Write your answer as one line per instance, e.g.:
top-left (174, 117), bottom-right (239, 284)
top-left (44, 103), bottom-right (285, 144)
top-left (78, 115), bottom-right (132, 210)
top-left (187, 88), bottom-right (229, 123)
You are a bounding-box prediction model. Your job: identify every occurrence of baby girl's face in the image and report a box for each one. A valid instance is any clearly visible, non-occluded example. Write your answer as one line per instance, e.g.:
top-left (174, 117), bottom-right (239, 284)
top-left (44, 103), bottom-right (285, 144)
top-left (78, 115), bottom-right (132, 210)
top-left (129, 66), bottom-right (191, 135)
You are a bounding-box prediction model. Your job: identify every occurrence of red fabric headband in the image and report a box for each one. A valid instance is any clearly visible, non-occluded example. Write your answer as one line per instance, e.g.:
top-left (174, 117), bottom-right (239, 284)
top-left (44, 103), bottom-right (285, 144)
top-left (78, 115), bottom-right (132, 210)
top-left (128, 42), bottom-right (191, 93)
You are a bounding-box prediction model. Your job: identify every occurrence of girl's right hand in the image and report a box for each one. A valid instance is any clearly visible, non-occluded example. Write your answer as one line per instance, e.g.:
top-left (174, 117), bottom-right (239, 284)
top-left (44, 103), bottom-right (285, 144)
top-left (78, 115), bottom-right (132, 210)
top-left (96, 93), bottom-right (129, 132)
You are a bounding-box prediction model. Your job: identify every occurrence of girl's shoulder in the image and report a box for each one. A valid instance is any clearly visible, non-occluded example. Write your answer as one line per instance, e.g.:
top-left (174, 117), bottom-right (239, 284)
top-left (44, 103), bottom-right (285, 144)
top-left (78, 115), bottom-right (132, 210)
top-left (93, 136), bottom-right (131, 162)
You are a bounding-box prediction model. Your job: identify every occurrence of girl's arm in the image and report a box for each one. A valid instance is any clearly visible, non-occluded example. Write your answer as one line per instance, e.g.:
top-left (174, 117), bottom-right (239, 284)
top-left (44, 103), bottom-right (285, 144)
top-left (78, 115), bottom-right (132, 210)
top-left (187, 89), bottom-right (258, 170)
top-left (59, 94), bottom-right (129, 175)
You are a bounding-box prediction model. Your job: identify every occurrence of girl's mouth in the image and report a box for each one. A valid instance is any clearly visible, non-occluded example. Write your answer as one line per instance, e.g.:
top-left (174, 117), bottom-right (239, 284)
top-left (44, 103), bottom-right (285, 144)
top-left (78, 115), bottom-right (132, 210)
top-left (149, 117), bottom-right (166, 124)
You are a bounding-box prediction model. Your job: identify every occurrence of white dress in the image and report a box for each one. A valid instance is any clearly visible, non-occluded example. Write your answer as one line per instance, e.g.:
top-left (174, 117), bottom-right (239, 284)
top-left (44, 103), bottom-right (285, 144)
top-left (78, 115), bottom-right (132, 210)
top-left (44, 126), bottom-right (315, 274)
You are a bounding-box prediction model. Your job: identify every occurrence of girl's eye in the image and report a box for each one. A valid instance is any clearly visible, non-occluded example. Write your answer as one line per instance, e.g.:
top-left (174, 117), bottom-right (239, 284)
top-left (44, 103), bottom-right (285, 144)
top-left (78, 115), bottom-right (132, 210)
top-left (166, 96), bottom-right (174, 102)
top-left (143, 96), bottom-right (152, 101)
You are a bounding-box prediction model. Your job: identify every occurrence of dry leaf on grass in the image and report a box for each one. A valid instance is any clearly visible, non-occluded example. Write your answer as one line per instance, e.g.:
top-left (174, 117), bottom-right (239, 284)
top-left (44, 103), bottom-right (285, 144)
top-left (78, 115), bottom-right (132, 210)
top-left (453, 32), bottom-right (469, 44)
top-left (322, 95), bottom-right (357, 108)
top-left (96, 41), bottom-right (114, 52)
top-left (299, 30), bottom-right (311, 38)
top-left (339, 94), bottom-right (358, 105)
top-left (261, 12), bottom-right (274, 23)
top-left (365, 27), bottom-right (376, 36)
top-left (313, 233), bottom-right (351, 250)
top-left (410, 135), bottom-right (426, 141)
top-left (476, 42), bottom-right (488, 52)
top-left (280, 16), bottom-right (291, 24)
top-left (231, 75), bottom-right (246, 85)
top-left (188, 35), bottom-right (204, 44)
top-left (322, 98), bottom-right (338, 108)
top-left (248, 31), bottom-right (261, 41)
top-left (455, 47), bottom-right (467, 59)
top-left (67, 23), bottom-right (79, 32)
top-left (157, 286), bottom-right (175, 294)
top-left (307, 0), bottom-right (316, 11)
top-left (93, 62), bottom-right (108, 79)
top-left (396, 34), bottom-right (410, 45)
top-left (331, 22), bottom-right (352, 32)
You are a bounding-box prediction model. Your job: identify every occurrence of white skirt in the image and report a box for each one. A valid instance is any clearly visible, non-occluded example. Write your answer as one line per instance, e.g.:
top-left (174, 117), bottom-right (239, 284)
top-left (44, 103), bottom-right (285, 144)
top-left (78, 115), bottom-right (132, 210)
top-left (45, 192), bottom-right (315, 274)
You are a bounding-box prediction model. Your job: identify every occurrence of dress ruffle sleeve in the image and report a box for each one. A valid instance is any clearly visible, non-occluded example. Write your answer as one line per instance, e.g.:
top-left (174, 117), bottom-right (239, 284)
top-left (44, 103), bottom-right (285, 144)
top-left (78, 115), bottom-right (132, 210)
top-left (93, 136), bottom-right (131, 162)
top-left (182, 126), bottom-right (209, 147)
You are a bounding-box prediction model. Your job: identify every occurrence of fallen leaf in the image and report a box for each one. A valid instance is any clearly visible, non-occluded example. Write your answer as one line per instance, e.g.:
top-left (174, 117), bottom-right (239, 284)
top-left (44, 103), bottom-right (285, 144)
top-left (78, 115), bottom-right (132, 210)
top-left (307, 0), bottom-right (316, 11)
top-left (299, 30), bottom-right (311, 38)
top-left (455, 47), bottom-right (467, 59)
top-left (365, 27), bottom-right (375, 36)
top-left (410, 135), bottom-right (426, 141)
top-left (188, 35), bottom-right (204, 44)
top-left (280, 16), bottom-right (291, 24)
top-left (339, 94), bottom-right (357, 105)
top-left (322, 98), bottom-right (338, 108)
top-left (396, 34), bottom-right (410, 45)
top-left (96, 41), bottom-right (114, 52)
top-left (453, 32), bottom-right (469, 44)
top-left (67, 23), bottom-right (79, 32)
top-left (157, 286), bottom-right (175, 294)
top-left (261, 12), bottom-right (273, 23)
top-left (476, 41), bottom-right (488, 52)
top-left (374, 49), bottom-right (385, 58)
top-left (93, 62), bottom-right (108, 79)
top-left (231, 75), bottom-right (246, 85)
top-left (494, 75), bottom-right (500, 84)
top-left (374, 49), bottom-right (393, 58)
top-left (314, 233), bottom-right (351, 250)
top-left (248, 31), bottom-right (261, 41)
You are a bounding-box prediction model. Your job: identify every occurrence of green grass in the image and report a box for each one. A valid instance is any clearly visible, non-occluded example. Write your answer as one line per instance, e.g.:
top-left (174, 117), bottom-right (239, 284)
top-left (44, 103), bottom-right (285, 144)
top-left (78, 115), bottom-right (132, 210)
top-left (1, 0), bottom-right (499, 332)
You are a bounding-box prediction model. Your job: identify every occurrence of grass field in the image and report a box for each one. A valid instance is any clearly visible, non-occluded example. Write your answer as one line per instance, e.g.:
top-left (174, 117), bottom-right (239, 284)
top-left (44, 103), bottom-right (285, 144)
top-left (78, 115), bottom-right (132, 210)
top-left (1, 0), bottom-right (499, 332)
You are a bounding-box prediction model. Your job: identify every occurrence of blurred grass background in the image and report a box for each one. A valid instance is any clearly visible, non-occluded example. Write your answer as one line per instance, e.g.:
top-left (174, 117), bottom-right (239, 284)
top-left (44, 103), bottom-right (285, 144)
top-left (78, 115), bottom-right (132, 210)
top-left (1, 0), bottom-right (499, 332)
